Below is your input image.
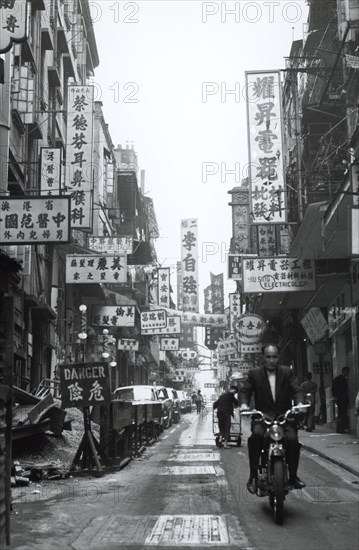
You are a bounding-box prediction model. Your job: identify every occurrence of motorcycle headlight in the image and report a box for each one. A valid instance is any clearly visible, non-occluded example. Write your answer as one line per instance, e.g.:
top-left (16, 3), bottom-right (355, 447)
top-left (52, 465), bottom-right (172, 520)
top-left (269, 425), bottom-right (284, 441)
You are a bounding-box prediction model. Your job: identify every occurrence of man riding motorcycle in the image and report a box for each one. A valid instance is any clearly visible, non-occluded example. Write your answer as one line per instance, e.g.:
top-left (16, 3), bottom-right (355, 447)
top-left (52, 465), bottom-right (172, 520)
top-left (239, 343), bottom-right (306, 494)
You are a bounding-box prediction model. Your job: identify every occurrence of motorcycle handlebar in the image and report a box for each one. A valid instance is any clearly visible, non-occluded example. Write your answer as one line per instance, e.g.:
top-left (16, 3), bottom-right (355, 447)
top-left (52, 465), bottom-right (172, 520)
top-left (240, 404), bottom-right (310, 425)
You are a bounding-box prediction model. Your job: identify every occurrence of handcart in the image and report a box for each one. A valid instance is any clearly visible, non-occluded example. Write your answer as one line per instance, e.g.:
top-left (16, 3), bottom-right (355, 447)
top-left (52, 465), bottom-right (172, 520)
top-left (212, 407), bottom-right (242, 447)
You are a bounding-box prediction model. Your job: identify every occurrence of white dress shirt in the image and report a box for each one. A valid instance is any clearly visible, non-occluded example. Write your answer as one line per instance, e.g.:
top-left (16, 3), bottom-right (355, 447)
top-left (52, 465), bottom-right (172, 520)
top-left (266, 369), bottom-right (276, 402)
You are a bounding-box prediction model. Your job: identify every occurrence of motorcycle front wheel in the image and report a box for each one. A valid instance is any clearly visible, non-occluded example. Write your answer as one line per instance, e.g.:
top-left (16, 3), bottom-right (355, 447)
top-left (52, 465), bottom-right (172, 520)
top-left (270, 457), bottom-right (285, 525)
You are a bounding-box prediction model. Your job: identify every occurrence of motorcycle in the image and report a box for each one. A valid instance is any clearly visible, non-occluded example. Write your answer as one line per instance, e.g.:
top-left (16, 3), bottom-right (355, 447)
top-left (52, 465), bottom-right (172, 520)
top-left (241, 404), bottom-right (310, 525)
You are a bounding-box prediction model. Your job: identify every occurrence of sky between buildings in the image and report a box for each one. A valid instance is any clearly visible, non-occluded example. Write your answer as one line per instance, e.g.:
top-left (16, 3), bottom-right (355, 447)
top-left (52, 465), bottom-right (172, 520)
top-left (91, 0), bottom-right (309, 310)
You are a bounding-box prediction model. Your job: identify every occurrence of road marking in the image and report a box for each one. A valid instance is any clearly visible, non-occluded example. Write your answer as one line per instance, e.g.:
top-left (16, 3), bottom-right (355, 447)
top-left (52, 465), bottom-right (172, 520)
top-left (167, 452), bottom-right (220, 462)
top-left (170, 429), bottom-right (176, 433)
top-left (160, 465), bottom-right (217, 475)
top-left (145, 515), bottom-right (229, 545)
top-left (161, 436), bottom-right (168, 440)
top-left (72, 514), bottom-right (252, 548)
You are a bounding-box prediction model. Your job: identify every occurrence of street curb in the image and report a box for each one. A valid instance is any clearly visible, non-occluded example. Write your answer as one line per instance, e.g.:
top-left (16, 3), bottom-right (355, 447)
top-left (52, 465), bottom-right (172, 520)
top-left (302, 444), bottom-right (359, 478)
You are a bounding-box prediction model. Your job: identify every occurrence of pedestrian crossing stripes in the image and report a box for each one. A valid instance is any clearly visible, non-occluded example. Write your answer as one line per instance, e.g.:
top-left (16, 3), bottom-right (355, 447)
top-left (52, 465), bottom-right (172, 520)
top-left (72, 514), bottom-right (252, 548)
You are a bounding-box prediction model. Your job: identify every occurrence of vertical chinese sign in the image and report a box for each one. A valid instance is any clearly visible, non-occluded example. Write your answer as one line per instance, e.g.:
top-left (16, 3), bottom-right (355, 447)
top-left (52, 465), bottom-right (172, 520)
top-left (65, 86), bottom-right (94, 229)
top-left (40, 148), bottom-right (62, 196)
top-left (0, 0), bottom-right (28, 53)
top-left (180, 218), bottom-right (199, 312)
top-left (204, 285), bottom-right (212, 313)
top-left (157, 267), bottom-right (171, 308)
top-left (210, 273), bottom-right (224, 313)
top-left (229, 293), bottom-right (241, 334)
top-left (176, 261), bottom-right (183, 310)
top-left (245, 70), bottom-right (286, 224)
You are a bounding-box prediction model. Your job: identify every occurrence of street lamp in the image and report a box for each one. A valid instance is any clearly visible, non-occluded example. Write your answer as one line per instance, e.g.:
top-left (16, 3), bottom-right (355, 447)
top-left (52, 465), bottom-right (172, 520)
top-left (102, 328), bottom-right (110, 358)
top-left (78, 304), bottom-right (87, 340)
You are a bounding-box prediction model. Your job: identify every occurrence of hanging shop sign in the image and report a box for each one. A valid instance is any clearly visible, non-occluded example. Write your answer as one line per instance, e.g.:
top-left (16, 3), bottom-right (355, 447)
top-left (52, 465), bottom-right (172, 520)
top-left (241, 257), bottom-right (316, 293)
top-left (204, 285), bottom-right (212, 314)
top-left (238, 342), bottom-right (262, 354)
top-left (160, 337), bottom-right (179, 351)
top-left (181, 218), bottom-right (199, 312)
top-left (141, 315), bottom-right (182, 335)
top-left (217, 337), bottom-right (238, 357)
top-left (210, 272), bottom-right (224, 313)
top-left (229, 293), bottom-right (241, 333)
top-left (181, 312), bottom-right (226, 327)
top-left (228, 254), bottom-right (241, 280)
top-left (232, 202), bottom-right (250, 253)
top-left (140, 309), bottom-right (167, 331)
top-left (65, 85), bottom-right (94, 230)
top-left (245, 70), bottom-right (286, 224)
top-left (88, 236), bottom-right (133, 255)
top-left (0, 197), bottom-right (70, 244)
top-left (352, 209), bottom-right (359, 255)
top-left (40, 148), bottom-right (62, 196)
top-left (59, 362), bottom-right (110, 408)
top-left (178, 349), bottom-right (197, 360)
top-left (351, 164), bottom-right (359, 207)
top-left (234, 313), bottom-right (267, 342)
top-left (0, 0), bottom-right (28, 53)
top-left (328, 306), bottom-right (354, 336)
top-left (157, 267), bottom-right (171, 308)
top-left (300, 308), bottom-right (328, 344)
top-left (66, 254), bottom-right (127, 284)
top-left (92, 306), bottom-right (135, 327)
top-left (257, 225), bottom-right (277, 256)
top-left (117, 338), bottom-right (139, 351)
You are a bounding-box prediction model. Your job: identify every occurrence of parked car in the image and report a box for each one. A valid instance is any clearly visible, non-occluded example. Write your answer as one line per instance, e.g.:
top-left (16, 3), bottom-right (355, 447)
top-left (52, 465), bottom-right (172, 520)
top-left (177, 390), bottom-right (192, 413)
top-left (166, 387), bottom-right (181, 423)
top-left (155, 386), bottom-right (173, 429)
top-left (112, 385), bottom-right (162, 431)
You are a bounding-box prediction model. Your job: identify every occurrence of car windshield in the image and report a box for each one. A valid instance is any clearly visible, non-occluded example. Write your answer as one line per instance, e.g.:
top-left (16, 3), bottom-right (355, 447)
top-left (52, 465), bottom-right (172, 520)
top-left (156, 388), bottom-right (167, 400)
top-left (115, 387), bottom-right (153, 401)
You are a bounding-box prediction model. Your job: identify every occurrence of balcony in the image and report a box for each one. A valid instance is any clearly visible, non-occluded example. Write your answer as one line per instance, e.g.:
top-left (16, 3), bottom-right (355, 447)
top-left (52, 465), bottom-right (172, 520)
top-left (57, 27), bottom-right (70, 54)
top-left (47, 66), bottom-right (61, 88)
top-left (41, 28), bottom-right (54, 51)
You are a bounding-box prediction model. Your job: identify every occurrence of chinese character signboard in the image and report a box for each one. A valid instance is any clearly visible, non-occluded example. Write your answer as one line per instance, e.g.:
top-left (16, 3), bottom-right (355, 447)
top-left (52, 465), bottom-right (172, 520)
top-left (241, 257), bottom-right (316, 293)
top-left (88, 236), bottom-right (133, 255)
top-left (92, 306), bottom-right (135, 327)
top-left (239, 342), bottom-right (262, 353)
top-left (228, 254), bottom-right (241, 280)
top-left (210, 272), bottom-right (224, 313)
top-left (0, 0), bottom-right (27, 53)
top-left (257, 225), bottom-right (277, 256)
top-left (59, 362), bottom-right (110, 408)
top-left (176, 261), bottom-right (183, 310)
top-left (181, 218), bottom-right (199, 312)
top-left (300, 308), bottom-right (328, 344)
top-left (157, 267), bottom-right (171, 308)
top-left (181, 312), bottom-right (226, 327)
top-left (245, 70), bottom-right (286, 224)
top-left (141, 315), bottom-right (181, 335)
top-left (140, 309), bottom-right (167, 331)
top-left (234, 314), bottom-right (267, 343)
top-left (160, 337), bottom-right (179, 351)
top-left (0, 197), bottom-right (70, 244)
top-left (66, 254), bottom-right (127, 283)
top-left (40, 148), bottom-right (62, 196)
top-left (229, 293), bottom-right (241, 333)
top-left (204, 285), bottom-right (212, 313)
top-left (65, 86), bottom-right (94, 229)
top-left (117, 338), bottom-right (139, 351)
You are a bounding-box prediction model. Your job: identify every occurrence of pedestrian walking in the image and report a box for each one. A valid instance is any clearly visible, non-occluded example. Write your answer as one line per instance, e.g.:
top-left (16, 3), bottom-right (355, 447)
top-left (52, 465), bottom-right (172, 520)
top-left (195, 390), bottom-right (204, 414)
top-left (213, 386), bottom-right (238, 448)
top-left (301, 372), bottom-right (317, 432)
top-left (332, 366), bottom-right (350, 433)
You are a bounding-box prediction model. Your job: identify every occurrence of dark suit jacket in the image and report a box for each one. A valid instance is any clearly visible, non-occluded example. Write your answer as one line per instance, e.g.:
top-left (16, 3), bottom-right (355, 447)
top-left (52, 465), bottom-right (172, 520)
top-left (213, 392), bottom-right (238, 417)
top-left (239, 365), bottom-right (304, 419)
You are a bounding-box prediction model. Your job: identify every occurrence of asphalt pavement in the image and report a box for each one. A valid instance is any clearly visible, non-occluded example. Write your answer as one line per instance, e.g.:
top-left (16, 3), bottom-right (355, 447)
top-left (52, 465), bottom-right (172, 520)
top-left (9, 409), bottom-right (359, 550)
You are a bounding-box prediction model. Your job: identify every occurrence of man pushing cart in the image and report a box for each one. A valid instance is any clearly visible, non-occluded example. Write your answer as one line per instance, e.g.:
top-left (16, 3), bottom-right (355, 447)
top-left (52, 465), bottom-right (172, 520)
top-left (213, 385), bottom-right (242, 448)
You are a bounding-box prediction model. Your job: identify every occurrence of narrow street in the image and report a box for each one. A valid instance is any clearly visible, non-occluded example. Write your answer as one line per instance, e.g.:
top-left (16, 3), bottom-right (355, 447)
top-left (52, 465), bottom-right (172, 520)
top-left (10, 410), bottom-right (359, 550)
